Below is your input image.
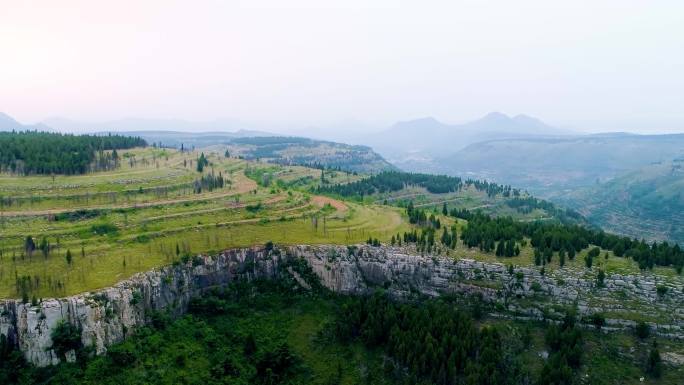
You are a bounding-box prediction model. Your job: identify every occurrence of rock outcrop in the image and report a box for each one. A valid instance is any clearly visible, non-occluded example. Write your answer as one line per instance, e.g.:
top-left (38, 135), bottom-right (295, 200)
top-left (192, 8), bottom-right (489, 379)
top-left (2, 244), bottom-right (683, 366)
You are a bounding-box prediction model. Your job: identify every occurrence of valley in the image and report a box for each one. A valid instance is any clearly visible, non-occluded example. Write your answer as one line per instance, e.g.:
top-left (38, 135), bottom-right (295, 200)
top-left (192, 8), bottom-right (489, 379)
top-left (0, 130), bottom-right (682, 385)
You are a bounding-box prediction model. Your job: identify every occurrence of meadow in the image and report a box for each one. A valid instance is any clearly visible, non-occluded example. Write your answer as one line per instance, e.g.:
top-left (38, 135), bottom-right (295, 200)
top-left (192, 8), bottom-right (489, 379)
top-left (0, 146), bottom-right (679, 301)
top-left (0, 148), bottom-right (409, 298)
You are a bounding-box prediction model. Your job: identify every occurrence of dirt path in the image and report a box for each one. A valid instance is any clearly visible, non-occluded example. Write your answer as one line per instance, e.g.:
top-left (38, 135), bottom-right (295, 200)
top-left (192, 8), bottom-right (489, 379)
top-left (311, 195), bottom-right (348, 213)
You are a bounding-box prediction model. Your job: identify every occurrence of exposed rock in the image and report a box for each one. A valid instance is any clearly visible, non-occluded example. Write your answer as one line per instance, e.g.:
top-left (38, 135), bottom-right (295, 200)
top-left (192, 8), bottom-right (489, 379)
top-left (2, 244), bottom-right (684, 367)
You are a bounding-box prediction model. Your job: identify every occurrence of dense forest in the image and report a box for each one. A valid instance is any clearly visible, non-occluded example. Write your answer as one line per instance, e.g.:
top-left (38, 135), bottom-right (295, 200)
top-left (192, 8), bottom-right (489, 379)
top-left (400, 202), bottom-right (684, 272)
top-left (0, 131), bottom-right (146, 175)
top-left (333, 292), bottom-right (530, 384)
top-left (452, 208), bottom-right (684, 271)
top-left (0, 279), bottom-right (591, 385)
top-left (316, 171), bottom-right (466, 196)
top-left (317, 171), bottom-right (583, 224)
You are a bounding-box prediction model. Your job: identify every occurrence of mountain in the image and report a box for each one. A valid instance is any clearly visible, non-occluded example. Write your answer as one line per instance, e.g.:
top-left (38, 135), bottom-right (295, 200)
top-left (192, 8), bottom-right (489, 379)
top-left (223, 136), bottom-right (396, 173)
top-left (363, 112), bottom-right (573, 171)
top-left (96, 130), bottom-right (274, 149)
top-left (438, 133), bottom-right (684, 195)
top-left (41, 116), bottom-right (269, 134)
top-left (0, 112), bottom-right (53, 132)
top-left (555, 158), bottom-right (684, 244)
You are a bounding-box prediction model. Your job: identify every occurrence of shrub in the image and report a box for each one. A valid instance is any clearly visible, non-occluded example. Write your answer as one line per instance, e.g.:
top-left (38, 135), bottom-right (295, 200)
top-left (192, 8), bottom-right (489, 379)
top-left (590, 313), bottom-right (606, 329)
top-left (50, 320), bottom-right (82, 359)
top-left (635, 321), bottom-right (650, 339)
top-left (129, 290), bottom-right (143, 305)
top-left (91, 222), bottom-right (118, 236)
top-left (646, 340), bottom-right (663, 378)
top-left (596, 269), bottom-right (605, 287)
top-left (531, 282), bottom-right (543, 292)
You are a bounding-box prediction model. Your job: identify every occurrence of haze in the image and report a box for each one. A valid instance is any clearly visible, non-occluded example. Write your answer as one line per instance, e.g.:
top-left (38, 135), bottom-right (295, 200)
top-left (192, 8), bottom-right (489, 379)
top-left (1, 0), bottom-right (683, 134)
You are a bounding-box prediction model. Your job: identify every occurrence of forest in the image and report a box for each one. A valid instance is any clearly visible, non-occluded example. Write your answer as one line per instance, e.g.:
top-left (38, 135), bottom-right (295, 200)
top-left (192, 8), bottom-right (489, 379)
top-left (452, 209), bottom-right (684, 271)
top-left (317, 171), bottom-right (466, 196)
top-left (393, 202), bottom-right (684, 271)
top-left (0, 278), bottom-right (588, 385)
top-left (0, 131), bottom-right (146, 175)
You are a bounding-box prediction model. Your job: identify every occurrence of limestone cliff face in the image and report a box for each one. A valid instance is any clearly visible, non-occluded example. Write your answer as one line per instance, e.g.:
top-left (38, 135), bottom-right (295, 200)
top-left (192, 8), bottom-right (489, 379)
top-left (0, 247), bottom-right (281, 367)
top-left (1, 245), bottom-right (683, 367)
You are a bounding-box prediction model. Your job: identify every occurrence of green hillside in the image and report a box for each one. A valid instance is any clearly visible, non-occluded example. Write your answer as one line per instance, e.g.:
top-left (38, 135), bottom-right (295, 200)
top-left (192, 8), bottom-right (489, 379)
top-left (223, 136), bottom-right (396, 174)
top-left (556, 159), bottom-right (684, 245)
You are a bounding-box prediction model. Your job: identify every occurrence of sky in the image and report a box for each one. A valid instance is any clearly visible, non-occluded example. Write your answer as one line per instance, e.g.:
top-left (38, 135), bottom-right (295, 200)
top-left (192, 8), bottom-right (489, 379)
top-left (1, 0), bottom-right (684, 134)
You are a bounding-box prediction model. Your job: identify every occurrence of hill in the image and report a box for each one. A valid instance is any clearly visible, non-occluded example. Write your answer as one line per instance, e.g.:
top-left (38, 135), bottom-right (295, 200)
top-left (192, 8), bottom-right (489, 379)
top-left (555, 159), bottom-right (684, 244)
top-left (316, 171), bottom-right (585, 224)
top-left (0, 131), bottom-right (146, 175)
top-left (103, 130), bottom-right (272, 149)
top-left (223, 136), bottom-right (396, 174)
top-left (41, 116), bottom-right (271, 136)
top-left (0, 112), bottom-right (53, 132)
top-left (438, 133), bottom-right (684, 195)
top-left (363, 112), bottom-right (572, 171)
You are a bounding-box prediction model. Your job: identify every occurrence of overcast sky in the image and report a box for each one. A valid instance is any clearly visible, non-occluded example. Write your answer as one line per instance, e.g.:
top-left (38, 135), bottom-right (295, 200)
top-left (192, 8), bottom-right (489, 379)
top-left (1, 0), bottom-right (683, 134)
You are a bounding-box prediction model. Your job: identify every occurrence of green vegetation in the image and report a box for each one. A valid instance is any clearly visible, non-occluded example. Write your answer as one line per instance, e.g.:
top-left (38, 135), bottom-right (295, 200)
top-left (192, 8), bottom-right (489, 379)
top-left (450, 208), bottom-right (684, 272)
top-left (558, 159), bottom-right (684, 245)
top-left (317, 171), bottom-right (585, 226)
top-left (225, 136), bottom-right (395, 173)
top-left (2, 280), bottom-right (683, 385)
top-left (0, 147), bottom-right (408, 298)
top-left (0, 131), bottom-right (146, 175)
top-left (333, 292), bottom-right (528, 384)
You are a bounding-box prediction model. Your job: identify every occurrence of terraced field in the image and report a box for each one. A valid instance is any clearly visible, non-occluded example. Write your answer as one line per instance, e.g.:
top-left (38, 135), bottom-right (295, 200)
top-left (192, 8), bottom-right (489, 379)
top-left (0, 148), bottom-right (409, 298)
top-left (1, 146), bottom-right (677, 305)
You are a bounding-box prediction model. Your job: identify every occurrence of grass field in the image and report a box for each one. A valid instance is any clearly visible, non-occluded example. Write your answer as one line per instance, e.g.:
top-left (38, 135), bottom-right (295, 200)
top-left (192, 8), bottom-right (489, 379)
top-left (0, 148), bottom-right (409, 298)
top-left (0, 147), bottom-right (679, 301)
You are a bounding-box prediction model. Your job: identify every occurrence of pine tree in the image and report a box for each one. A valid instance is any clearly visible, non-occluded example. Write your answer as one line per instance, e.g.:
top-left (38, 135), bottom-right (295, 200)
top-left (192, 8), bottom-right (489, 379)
top-left (646, 340), bottom-right (662, 378)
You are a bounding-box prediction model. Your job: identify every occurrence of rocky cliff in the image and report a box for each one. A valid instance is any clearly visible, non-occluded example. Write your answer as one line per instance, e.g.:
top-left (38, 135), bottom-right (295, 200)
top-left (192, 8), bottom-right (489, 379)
top-left (2, 244), bottom-right (683, 366)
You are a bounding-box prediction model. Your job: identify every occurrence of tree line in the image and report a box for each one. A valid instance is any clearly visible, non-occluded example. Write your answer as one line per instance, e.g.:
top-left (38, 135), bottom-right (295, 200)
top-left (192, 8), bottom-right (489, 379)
top-left (334, 292), bottom-right (539, 384)
top-left (0, 131), bottom-right (146, 175)
top-left (317, 171), bottom-right (465, 197)
top-left (452, 208), bottom-right (684, 271)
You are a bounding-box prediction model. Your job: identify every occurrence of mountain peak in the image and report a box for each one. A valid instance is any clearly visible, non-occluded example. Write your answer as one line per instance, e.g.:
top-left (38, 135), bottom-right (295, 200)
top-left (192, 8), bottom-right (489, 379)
top-left (397, 116), bottom-right (442, 126)
top-left (481, 111), bottom-right (511, 121)
top-left (0, 112), bottom-right (24, 131)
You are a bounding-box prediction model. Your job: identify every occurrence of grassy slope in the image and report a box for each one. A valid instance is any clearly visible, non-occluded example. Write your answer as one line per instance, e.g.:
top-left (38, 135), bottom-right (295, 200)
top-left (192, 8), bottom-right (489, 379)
top-left (555, 160), bottom-right (684, 245)
top-left (0, 148), bottom-right (675, 298)
top-left (0, 148), bottom-right (409, 298)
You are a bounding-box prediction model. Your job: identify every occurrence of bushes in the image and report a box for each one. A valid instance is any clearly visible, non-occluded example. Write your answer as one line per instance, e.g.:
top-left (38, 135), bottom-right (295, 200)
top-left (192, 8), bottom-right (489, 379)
top-left (635, 321), bottom-right (651, 339)
top-left (589, 313), bottom-right (606, 329)
top-left (540, 311), bottom-right (584, 385)
top-left (50, 320), bottom-right (82, 359)
top-left (646, 340), bottom-right (663, 378)
top-left (656, 285), bottom-right (668, 297)
top-left (90, 222), bottom-right (118, 236)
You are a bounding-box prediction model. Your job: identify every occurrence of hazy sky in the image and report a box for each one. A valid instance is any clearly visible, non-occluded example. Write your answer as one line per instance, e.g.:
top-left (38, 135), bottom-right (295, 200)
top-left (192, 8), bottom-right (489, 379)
top-left (1, 0), bottom-right (683, 133)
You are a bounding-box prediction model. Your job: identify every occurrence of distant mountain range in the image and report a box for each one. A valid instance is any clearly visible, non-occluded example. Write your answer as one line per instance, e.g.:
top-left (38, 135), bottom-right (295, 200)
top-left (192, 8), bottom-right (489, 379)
top-left (41, 116), bottom-right (271, 135)
top-left (0, 112), bottom-right (53, 132)
top-left (362, 112), bottom-right (575, 170)
top-left (0, 112), bottom-right (274, 147)
top-left (436, 133), bottom-right (684, 194)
